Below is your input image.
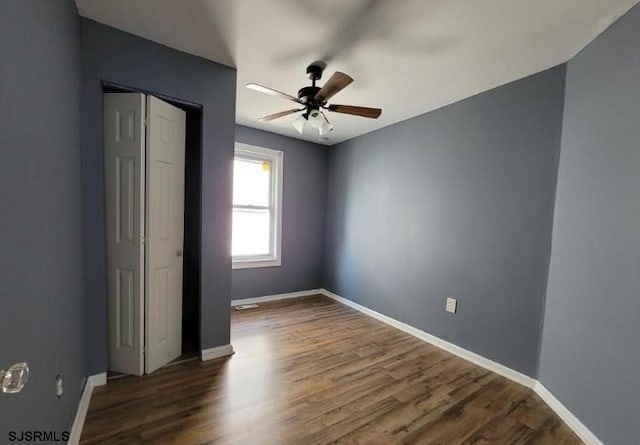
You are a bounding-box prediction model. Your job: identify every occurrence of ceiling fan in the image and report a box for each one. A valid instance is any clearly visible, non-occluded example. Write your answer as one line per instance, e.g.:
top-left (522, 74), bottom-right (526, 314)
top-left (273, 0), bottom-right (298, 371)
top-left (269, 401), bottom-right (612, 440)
top-left (246, 62), bottom-right (382, 136)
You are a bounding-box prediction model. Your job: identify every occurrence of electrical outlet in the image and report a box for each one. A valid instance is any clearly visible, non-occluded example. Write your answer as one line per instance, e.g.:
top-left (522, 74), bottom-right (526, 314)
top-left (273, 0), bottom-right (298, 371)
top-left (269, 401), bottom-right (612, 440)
top-left (446, 297), bottom-right (457, 314)
top-left (55, 375), bottom-right (63, 398)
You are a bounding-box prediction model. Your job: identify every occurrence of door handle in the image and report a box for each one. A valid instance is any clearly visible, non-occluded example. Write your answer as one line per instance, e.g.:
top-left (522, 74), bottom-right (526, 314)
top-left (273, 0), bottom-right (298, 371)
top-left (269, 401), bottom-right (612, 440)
top-left (176, 250), bottom-right (183, 257)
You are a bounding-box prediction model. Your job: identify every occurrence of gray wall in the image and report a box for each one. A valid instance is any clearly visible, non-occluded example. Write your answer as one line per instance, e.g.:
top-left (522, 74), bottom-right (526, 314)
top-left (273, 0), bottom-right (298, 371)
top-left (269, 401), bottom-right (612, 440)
top-left (81, 19), bottom-right (236, 374)
top-left (0, 0), bottom-right (86, 436)
top-left (232, 125), bottom-right (328, 299)
top-left (324, 66), bottom-right (566, 377)
top-left (538, 5), bottom-right (640, 444)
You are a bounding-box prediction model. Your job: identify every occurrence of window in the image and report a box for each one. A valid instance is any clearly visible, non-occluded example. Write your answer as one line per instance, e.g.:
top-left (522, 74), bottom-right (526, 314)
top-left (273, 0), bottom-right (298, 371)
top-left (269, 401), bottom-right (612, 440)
top-left (232, 143), bottom-right (283, 269)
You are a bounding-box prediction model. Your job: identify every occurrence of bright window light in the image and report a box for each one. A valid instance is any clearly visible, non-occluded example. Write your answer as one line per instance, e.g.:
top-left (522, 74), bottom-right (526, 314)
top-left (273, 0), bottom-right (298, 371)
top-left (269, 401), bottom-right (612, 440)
top-left (232, 143), bottom-right (283, 269)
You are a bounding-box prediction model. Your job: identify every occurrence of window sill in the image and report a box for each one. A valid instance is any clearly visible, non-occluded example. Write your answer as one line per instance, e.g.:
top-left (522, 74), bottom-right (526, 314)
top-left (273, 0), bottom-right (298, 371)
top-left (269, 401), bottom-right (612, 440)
top-left (232, 258), bottom-right (282, 270)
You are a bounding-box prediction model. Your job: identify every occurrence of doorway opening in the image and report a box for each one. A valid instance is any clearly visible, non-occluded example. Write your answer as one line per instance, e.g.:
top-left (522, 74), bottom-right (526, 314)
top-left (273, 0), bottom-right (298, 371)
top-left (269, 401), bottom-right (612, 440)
top-left (103, 82), bottom-right (202, 375)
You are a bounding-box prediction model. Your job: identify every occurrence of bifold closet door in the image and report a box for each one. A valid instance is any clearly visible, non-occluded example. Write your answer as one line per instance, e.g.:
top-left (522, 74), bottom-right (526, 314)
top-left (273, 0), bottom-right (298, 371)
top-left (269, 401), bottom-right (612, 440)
top-left (104, 93), bottom-right (146, 376)
top-left (105, 93), bottom-right (186, 376)
top-left (145, 95), bottom-right (186, 374)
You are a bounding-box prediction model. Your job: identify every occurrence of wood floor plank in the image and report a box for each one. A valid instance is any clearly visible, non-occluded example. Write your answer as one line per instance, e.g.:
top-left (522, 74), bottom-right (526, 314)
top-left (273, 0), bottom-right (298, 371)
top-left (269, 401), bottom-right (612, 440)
top-left (80, 295), bottom-right (582, 444)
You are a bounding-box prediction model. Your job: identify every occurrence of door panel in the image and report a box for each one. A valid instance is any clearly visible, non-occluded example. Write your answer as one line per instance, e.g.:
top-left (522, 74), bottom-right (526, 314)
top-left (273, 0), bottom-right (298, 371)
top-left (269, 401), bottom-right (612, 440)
top-left (105, 93), bottom-right (145, 376)
top-left (145, 96), bottom-right (186, 374)
top-left (116, 156), bottom-right (136, 244)
top-left (116, 267), bottom-right (134, 348)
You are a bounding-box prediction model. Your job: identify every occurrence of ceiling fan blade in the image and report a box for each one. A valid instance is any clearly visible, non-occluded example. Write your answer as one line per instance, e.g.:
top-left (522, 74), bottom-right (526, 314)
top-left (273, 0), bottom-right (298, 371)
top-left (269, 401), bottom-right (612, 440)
top-left (328, 104), bottom-right (382, 119)
top-left (246, 83), bottom-right (302, 104)
top-left (258, 109), bottom-right (303, 122)
top-left (315, 72), bottom-right (354, 103)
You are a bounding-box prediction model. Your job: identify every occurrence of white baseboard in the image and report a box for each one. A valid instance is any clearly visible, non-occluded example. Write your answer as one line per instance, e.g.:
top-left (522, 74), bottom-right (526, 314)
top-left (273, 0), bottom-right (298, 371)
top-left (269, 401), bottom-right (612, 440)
top-left (319, 288), bottom-right (603, 445)
top-left (74, 289), bottom-right (601, 444)
top-left (534, 382), bottom-right (603, 445)
top-left (231, 288), bottom-right (323, 307)
top-left (67, 373), bottom-right (106, 445)
top-left (201, 344), bottom-right (234, 362)
top-left (87, 372), bottom-right (107, 387)
top-left (320, 289), bottom-right (536, 388)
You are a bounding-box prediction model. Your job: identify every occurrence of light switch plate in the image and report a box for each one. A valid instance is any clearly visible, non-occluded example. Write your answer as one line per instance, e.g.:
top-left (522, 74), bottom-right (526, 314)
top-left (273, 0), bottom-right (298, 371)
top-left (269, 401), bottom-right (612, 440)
top-left (446, 297), bottom-right (457, 314)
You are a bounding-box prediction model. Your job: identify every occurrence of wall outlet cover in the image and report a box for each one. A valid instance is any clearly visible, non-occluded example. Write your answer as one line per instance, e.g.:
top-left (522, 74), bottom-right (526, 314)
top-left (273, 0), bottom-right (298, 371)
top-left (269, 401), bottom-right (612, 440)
top-left (446, 297), bottom-right (457, 314)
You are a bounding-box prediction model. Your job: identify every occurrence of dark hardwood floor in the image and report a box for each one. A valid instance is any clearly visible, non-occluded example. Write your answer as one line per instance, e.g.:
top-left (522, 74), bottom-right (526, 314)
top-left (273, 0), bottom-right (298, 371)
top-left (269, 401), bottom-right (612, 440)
top-left (81, 295), bottom-right (582, 444)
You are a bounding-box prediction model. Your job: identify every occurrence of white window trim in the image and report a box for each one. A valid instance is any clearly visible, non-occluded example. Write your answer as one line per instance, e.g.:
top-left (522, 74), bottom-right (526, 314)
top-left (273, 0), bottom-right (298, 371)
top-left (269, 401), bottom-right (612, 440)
top-left (232, 143), bottom-right (283, 269)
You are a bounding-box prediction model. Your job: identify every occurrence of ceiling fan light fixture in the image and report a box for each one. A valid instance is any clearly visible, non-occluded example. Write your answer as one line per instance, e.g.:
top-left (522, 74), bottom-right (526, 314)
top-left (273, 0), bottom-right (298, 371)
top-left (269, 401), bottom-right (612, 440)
top-left (292, 114), bottom-right (306, 134)
top-left (319, 112), bottom-right (333, 135)
top-left (307, 109), bottom-right (322, 129)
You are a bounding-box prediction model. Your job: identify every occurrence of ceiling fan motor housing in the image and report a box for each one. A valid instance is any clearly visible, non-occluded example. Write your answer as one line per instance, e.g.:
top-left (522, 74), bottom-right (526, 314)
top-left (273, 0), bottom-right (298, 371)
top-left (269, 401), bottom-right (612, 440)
top-left (298, 86), bottom-right (322, 118)
top-left (297, 86), bottom-right (321, 103)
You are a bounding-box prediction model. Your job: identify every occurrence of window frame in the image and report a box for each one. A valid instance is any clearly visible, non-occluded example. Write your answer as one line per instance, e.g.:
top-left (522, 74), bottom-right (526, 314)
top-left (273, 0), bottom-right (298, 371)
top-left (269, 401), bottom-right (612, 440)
top-left (231, 143), bottom-right (283, 269)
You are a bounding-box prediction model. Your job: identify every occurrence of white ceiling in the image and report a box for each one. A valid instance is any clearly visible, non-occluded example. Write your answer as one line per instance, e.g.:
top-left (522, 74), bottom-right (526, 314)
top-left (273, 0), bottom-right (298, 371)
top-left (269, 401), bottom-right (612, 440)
top-left (76, 0), bottom-right (638, 146)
